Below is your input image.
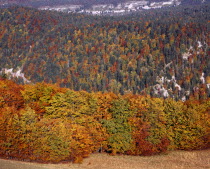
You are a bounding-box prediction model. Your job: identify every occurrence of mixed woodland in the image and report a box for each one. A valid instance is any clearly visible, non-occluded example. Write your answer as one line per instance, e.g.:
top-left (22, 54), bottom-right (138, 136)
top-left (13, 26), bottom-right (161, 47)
top-left (0, 2), bottom-right (210, 164)
top-left (0, 4), bottom-right (210, 100)
top-left (0, 79), bottom-right (209, 163)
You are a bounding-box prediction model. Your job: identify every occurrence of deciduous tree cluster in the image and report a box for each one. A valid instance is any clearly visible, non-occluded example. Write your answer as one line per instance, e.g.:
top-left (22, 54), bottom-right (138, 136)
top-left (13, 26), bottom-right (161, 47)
top-left (0, 79), bottom-right (209, 163)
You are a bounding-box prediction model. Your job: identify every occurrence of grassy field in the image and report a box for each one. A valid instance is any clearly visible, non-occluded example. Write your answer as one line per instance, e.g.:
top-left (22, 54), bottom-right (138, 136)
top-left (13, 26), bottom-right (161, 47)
top-left (0, 149), bottom-right (209, 169)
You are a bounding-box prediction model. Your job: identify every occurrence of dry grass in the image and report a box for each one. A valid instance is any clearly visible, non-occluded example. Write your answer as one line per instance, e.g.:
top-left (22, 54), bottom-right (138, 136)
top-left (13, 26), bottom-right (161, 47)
top-left (0, 149), bottom-right (209, 169)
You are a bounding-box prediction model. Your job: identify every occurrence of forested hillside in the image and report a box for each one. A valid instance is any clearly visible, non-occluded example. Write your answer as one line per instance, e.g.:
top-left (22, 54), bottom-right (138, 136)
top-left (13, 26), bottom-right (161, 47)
top-left (0, 79), bottom-right (209, 163)
top-left (0, 2), bottom-right (209, 165)
top-left (0, 3), bottom-right (210, 100)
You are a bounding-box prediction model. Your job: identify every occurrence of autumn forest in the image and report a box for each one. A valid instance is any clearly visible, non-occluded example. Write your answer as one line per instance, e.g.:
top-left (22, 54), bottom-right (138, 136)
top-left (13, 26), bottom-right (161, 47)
top-left (0, 2), bottom-right (210, 164)
top-left (0, 79), bottom-right (209, 163)
top-left (0, 4), bottom-right (210, 99)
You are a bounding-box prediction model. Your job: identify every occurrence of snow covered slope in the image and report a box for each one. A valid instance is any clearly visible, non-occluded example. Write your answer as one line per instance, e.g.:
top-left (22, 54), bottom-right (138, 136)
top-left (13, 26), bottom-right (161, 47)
top-left (1, 0), bottom-right (208, 15)
top-left (39, 0), bottom-right (182, 15)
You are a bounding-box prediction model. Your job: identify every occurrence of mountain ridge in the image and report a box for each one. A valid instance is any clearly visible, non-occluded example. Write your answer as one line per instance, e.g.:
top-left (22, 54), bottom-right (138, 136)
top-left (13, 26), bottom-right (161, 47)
top-left (1, 0), bottom-right (208, 15)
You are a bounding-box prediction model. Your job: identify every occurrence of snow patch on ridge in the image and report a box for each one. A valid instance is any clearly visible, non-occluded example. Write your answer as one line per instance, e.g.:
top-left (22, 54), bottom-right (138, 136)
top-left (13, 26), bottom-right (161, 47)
top-left (0, 68), bottom-right (30, 83)
top-left (153, 84), bottom-right (169, 98)
top-left (200, 72), bottom-right (205, 84)
top-left (198, 41), bottom-right (203, 48)
top-left (39, 0), bottom-right (182, 16)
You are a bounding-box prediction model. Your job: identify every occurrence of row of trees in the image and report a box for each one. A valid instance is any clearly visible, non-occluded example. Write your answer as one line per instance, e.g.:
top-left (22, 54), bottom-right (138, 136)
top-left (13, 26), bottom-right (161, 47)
top-left (0, 79), bottom-right (209, 163)
top-left (0, 4), bottom-right (210, 100)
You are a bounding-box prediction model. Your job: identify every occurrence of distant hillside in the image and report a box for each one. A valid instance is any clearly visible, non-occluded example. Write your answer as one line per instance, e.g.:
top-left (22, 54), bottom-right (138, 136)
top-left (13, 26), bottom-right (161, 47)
top-left (0, 3), bottom-right (210, 100)
top-left (1, 0), bottom-right (208, 8)
top-left (1, 0), bottom-right (209, 16)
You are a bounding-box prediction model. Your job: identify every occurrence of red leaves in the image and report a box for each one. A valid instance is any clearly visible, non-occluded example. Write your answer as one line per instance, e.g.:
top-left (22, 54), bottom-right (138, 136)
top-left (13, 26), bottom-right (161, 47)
top-left (0, 79), bottom-right (24, 110)
top-left (0, 79), bottom-right (209, 163)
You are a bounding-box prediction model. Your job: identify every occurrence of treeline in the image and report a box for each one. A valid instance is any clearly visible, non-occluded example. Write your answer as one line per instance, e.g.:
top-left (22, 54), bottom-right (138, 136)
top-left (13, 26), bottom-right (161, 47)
top-left (0, 79), bottom-right (209, 163)
top-left (0, 4), bottom-right (210, 100)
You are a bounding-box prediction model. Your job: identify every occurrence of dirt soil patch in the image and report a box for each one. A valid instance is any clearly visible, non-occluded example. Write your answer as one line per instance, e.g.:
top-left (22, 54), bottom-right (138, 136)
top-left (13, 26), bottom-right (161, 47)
top-left (0, 149), bottom-right (209, 169)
